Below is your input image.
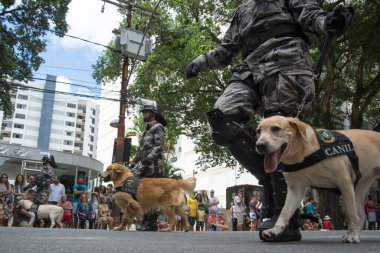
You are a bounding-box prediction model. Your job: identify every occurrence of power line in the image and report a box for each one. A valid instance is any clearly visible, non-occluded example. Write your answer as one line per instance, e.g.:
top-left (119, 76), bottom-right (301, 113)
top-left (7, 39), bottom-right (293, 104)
top-left (38, 65), bottom-right (93, 72)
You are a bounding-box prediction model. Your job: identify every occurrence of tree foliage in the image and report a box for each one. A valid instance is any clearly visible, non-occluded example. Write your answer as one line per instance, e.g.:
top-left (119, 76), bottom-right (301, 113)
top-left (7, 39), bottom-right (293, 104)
top-left (93, 0), bottom-right (380, 167)
top-left (0, 0), bottom-right (71, 117)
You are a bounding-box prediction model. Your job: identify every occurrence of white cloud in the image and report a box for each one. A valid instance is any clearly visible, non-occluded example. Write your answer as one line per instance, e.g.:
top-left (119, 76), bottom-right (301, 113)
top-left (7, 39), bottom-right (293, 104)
top-left (51, 0), bottom-right (122, 53)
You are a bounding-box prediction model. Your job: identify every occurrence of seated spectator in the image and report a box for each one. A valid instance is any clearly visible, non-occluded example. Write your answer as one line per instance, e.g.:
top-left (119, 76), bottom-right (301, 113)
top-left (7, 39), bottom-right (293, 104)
top-left (77, 195), bottom-right (94, 229)
top-left (321, 215), bottom-right (333, 230)
top-left (97, 197), bottom-right (113, 230)
top-left (302, 219), bottom-right (317, 231)
top-left (208, 210), bottom-right (217, 231)
top-left (0, 173), bottom-right (13, 203)
top-left (0, 195), bottom-right (5, 225)
top-left (58, 195), bottom-right (72, 227)
top-left (157, 213), bottom-right (169, 231)
top-left (217, 212), bottom-right (228, 231)
top-left (13, 174), bottom-right (25, 204)
top-left (4, 200), bottom-right (14, 226)
top-left (12, 188), bottom-right (37, 227)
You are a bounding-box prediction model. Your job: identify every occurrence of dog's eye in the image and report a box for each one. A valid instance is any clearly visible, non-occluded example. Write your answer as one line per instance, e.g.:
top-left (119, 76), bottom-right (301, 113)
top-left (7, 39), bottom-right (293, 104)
top-left (256, 129), bottom-right (261, 135)
top-left (271, 126), bottom-right (281, 132)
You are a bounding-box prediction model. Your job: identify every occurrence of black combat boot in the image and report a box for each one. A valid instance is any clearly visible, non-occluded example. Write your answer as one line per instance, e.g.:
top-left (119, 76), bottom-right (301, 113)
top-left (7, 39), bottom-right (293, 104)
top-left (136, 213), bottom-right (158, 231)
top-left (258, 169), bottom-right (302, 242)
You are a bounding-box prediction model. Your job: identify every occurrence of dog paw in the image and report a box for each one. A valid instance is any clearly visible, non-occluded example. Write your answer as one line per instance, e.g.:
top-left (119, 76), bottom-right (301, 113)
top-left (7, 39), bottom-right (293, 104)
top-left (113, 226), bottom-right (123, 231)
top-left (342, 233), bottom-right (360, 243)
top-left (262, 228), bottom-right (282, 241)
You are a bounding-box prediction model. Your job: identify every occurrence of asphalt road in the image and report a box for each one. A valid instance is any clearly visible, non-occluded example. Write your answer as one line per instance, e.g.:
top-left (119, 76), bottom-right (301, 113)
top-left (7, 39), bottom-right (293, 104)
top-left (0, 228), bottom-right (379, 253)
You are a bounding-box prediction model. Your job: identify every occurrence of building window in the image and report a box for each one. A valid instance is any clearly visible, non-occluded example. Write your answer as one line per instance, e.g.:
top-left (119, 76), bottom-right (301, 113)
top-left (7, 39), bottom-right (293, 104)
top-left (18, 94), bottom-right (28, 100)
top-left (90, 126), bottom-right (94, 134)
top-left (66, 112), bottom-right (75, 117)
top-left (12, 133), bottom-right (23, 139)
top-left (91, 108), bottom-right (96, 116)
top-left (65, 121), bottom-right (74, 127)
top-left (63, 140), bottom-right (73, 145)
top-left (14, 123), bottom-right (24, 129)
top-left (67, 103), bottom-right (76, 108)
top-left (15, 113), bottom-right (26, 119)
top-left (91, 117), bottom-right (95, 124)
top-left (16, 104), bottom-right (27, 109)
top-left (65, 131), bottom-right (73, 136)
top-left (89, 135), bottom-right (94, 142)
top-left (89, 144), bottom-right (93, 151)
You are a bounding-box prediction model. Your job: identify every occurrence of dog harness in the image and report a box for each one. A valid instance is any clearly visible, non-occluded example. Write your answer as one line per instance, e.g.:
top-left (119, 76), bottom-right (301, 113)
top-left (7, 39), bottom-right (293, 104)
top-left (282, 128), bottom-right (361, 187)
top-left (115, 176), bottom-right (140, 200)
top-left (27, 203), bottom-right (39, 220)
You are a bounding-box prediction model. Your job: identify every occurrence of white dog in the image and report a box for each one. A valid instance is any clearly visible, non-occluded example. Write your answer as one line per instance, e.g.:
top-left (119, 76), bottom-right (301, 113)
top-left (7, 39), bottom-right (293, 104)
top-left (256, 116), bottom-right (380, 243)
top-left (19, 199), bottom-right (64, 228)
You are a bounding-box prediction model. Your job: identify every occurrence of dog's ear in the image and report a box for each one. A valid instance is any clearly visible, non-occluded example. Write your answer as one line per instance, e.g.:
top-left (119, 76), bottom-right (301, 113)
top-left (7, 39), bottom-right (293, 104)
top-left (114, 164), bottom-right (123, 174)
top-left (287, 117), bottom-right (308, 142)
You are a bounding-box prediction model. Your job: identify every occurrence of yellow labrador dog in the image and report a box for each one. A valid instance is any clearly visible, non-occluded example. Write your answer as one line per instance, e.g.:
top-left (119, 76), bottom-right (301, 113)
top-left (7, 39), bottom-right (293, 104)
top-left (256, 116), bottom-right (380, 243)
top-left (100, 163), bottom-right (196, 232)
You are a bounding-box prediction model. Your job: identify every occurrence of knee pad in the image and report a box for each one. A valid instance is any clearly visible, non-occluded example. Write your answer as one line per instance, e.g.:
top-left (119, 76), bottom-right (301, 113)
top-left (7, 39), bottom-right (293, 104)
top-left (206, 109), bottom-right (242, 146)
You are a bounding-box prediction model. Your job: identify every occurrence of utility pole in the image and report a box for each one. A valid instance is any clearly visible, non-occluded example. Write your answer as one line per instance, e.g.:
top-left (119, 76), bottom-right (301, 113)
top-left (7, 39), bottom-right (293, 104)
top-left (102, 0), bottom-right (157, 164)
top-left (115, 0), bottom-right (133, 164)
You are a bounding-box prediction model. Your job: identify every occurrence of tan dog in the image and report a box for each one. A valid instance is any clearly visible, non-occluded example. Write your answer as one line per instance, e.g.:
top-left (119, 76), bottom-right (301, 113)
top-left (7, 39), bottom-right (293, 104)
top-left (100, 163), bottom-right (196, 232)
top-left (255, 116), bottom-right (380, 243)
top-left (18, 199), bottom-right (63, 228)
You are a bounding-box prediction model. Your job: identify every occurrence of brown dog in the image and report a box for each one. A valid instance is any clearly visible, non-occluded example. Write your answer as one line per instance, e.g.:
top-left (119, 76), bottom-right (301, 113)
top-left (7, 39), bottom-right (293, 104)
top-left (100, 163), bottom-right (196, 232)
top-left (256, 116), bottom-right (380, 243)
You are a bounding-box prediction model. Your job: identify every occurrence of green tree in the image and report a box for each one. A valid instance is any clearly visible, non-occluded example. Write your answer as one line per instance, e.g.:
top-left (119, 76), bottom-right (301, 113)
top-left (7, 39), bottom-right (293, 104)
top-left (0, 0), bottom-right (71, 117)
top-left (94, 0), bottom-right (380, 229)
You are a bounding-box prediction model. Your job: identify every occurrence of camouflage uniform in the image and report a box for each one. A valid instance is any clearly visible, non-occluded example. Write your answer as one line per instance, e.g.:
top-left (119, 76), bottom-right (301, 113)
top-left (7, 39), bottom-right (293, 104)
top-left (29, 163), bottom-right (55, 205)
top-left (130, 121), bottom-right (165, 178)
top-left (192, 0), bottom-right (327, 117)
top-left (186, 0), bottom-right (335, 242)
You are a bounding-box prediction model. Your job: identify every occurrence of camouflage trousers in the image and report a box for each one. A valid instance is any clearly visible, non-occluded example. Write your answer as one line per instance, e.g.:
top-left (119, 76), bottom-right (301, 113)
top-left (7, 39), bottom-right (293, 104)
top-left (214, 70), bottom-right (315, 118)
top-left (35, 186), bottom-right (49, 205)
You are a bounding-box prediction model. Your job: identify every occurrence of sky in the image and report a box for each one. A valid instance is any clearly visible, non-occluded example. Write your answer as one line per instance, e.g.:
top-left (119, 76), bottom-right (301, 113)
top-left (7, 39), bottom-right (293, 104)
top-left (35, 0), bottom-right (122, 95)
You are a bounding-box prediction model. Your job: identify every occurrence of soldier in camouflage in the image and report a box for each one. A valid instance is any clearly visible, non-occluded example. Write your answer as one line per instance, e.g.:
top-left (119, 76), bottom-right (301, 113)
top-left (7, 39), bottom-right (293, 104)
top-left (27, 155), bottom-right (57, 205)
top-left (186, 0), bottom-right (352, 242)
top-left (131, 99), bottom-right (167, 231)
top-left (130, 100), bottom-right (166, 178)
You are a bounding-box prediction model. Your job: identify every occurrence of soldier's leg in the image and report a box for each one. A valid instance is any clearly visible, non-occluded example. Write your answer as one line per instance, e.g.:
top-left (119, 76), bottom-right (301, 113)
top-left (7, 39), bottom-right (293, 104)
top-left (257, 72), bottom-right (315, 242)
top-left (207, 77), bottom-right (278, 230)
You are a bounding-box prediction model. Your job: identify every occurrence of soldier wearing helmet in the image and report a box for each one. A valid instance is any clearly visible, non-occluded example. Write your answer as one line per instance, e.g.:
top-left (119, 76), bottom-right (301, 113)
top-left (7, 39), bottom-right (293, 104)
top-left (25, 154), bottom-right (57, 205)
top-left (130, 99), bottom-right (166, 231)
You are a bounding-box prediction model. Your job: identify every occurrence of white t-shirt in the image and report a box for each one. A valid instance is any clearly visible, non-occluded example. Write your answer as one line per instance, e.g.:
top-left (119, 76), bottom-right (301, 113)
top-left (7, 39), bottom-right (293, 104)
top-left (48, 183), bottom-right (66, 202)
top-left (209, 196), bottom-right (219, 213)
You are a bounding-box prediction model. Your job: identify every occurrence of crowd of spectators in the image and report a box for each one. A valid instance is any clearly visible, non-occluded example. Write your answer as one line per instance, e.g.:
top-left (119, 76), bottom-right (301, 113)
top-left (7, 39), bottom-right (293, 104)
top-left (2, 171), bottom-right (380, 232)
top-left (0, 172), bottom-right (115, 230)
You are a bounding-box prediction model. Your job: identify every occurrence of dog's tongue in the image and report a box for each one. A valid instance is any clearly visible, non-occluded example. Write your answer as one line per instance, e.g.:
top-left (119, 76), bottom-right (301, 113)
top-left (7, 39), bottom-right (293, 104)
top-left (264, 151), bottom-right (279, 174)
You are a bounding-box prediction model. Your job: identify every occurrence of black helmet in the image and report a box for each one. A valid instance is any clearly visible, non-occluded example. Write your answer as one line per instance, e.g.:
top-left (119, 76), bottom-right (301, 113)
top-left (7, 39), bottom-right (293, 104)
top-left (140, 98), bottom-right (167, 126)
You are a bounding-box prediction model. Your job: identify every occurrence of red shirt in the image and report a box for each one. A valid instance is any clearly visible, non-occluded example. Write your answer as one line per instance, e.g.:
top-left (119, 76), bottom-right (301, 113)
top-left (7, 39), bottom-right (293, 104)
top-left (218, 217), bottom-right (225, 226)
top-left (322, 220), bottom-right (331, 230)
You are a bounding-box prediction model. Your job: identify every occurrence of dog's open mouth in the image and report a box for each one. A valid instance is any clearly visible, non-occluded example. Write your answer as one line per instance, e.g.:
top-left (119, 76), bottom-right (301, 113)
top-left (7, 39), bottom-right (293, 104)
top-left (264, 143), bottom-right (287, 174)
top-left (101, 175), bottom-right (111, 182)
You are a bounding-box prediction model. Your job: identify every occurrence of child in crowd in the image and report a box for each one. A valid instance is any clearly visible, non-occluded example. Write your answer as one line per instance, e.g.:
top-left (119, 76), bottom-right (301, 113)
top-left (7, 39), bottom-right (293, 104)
top-left (208, 210), bottom-right (217, 231)
top-left (217, 212), bottom-right (228, 231)
top-left (196, 208), bottom-right (206, 231)
top-left (157, 214), bottom-right (169, 231)
top-left (321, 215), bottom-right (333, 230)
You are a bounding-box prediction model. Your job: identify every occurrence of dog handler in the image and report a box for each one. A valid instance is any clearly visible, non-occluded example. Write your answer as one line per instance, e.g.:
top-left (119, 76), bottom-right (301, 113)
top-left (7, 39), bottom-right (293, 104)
top-left (130, 98), bottom-right (167, 231)
top-left (25, 155), bottom-right (58, 205)
top-left (185, 0), bottom-right (352, 242)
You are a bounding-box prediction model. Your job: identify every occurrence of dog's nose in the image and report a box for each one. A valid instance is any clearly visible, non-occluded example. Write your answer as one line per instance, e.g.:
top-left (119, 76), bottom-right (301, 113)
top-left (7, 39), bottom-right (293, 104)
top-left (256, 141), bottom-right (267, 154)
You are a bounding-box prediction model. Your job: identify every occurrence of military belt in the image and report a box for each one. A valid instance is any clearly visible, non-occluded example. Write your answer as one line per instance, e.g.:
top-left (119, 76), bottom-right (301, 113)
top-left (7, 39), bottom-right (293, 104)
top-left (242, 24), bottom-right (309, 59)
